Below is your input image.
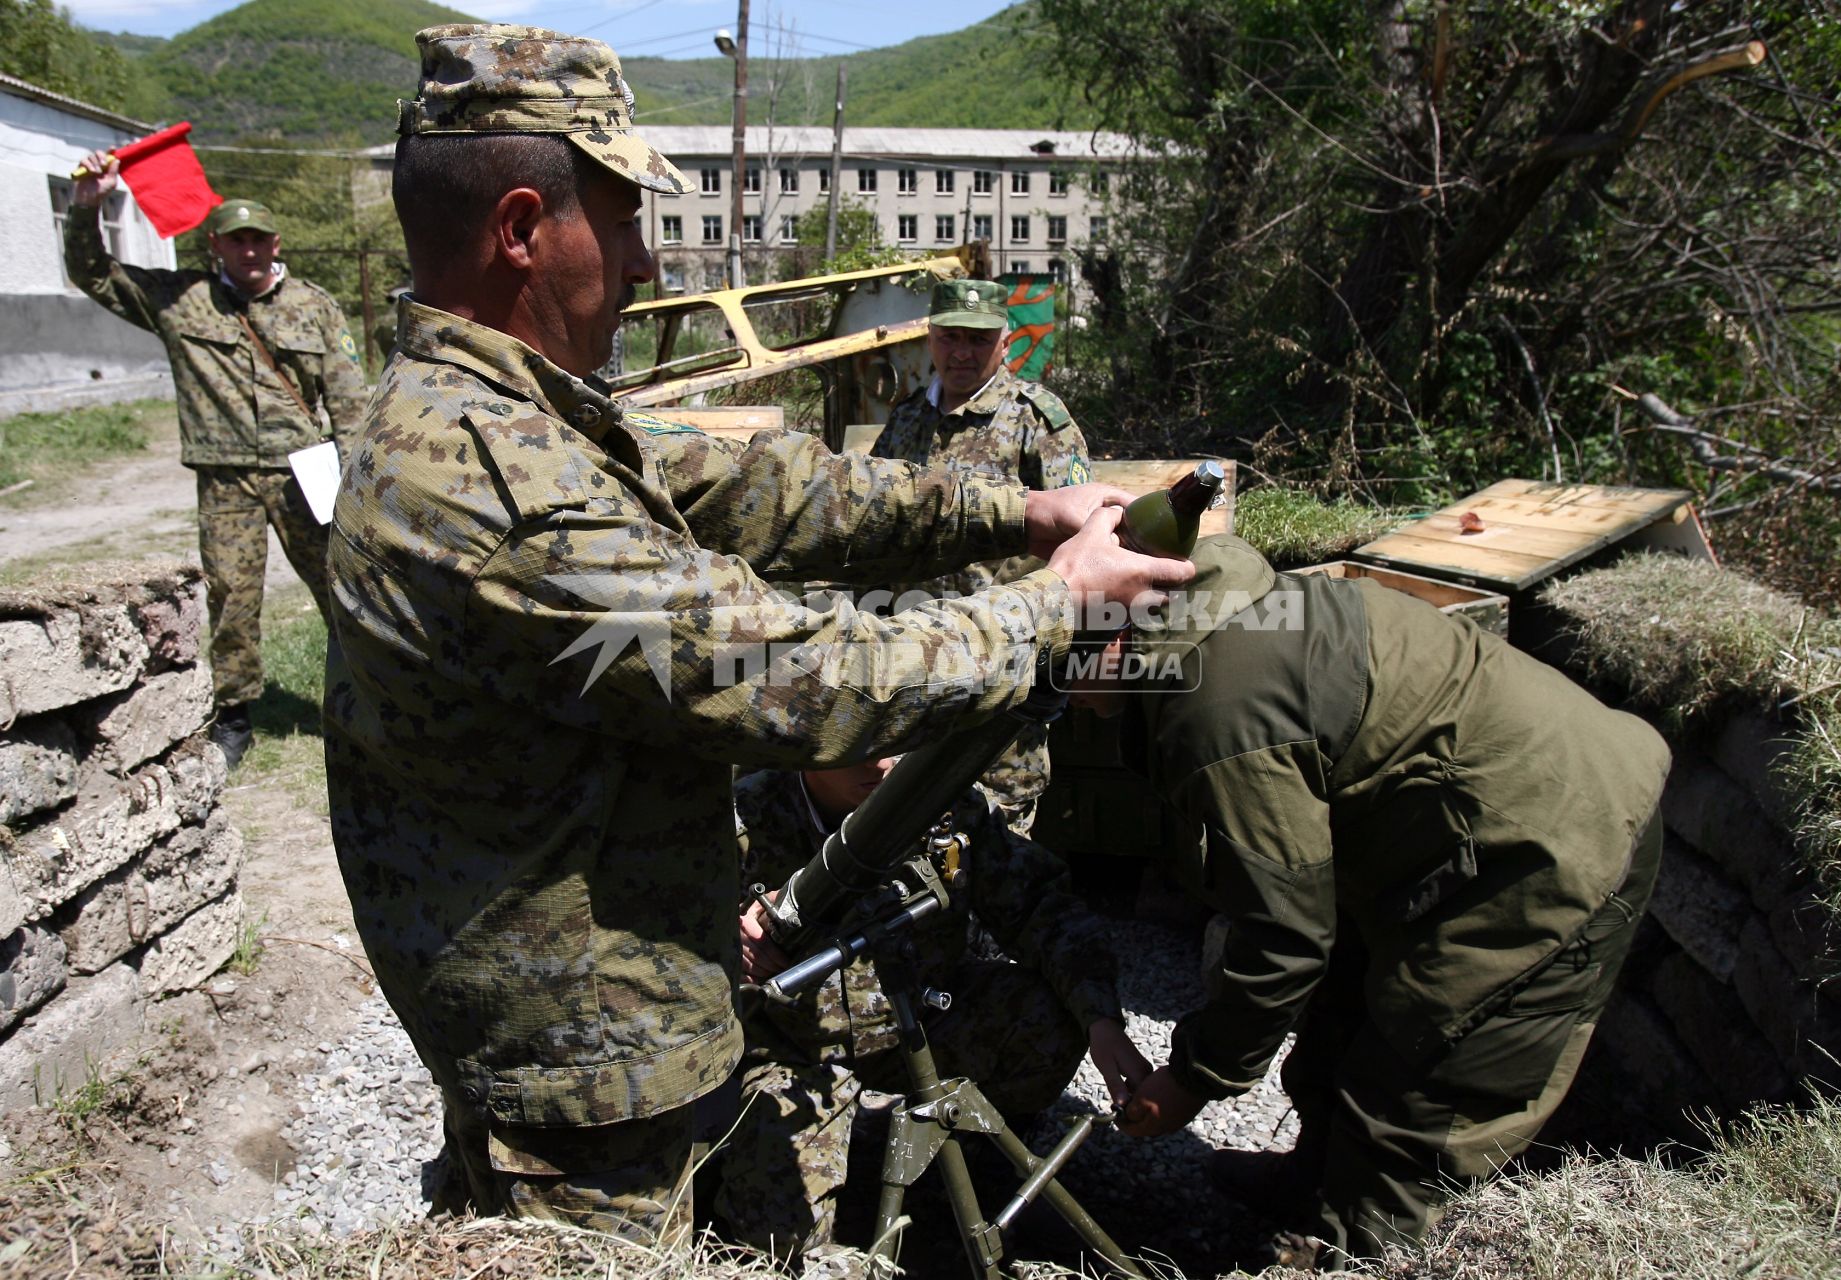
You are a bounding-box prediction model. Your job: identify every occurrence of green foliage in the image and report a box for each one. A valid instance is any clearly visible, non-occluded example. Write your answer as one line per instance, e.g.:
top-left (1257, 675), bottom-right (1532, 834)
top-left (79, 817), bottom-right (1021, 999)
top-left (788, 196), bottom-right (916, 275)
top-left (1232, 488), bottom-right (1405, 567)
top-left (0, 399), bottom-right (156, 493)
top-left (0, 0), bottom-right (143, 115)
top-left (225, 909), bottom-right (270, 976)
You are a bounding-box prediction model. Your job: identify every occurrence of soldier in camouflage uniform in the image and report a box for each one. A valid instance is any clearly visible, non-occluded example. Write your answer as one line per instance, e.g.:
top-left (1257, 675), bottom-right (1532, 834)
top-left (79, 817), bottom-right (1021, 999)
top-left (710, 761), bottom-right (1125, 1257)
top-left (64, 171), bottom-right (367, 767)
top-left (1066, 536), bottom-right (1670, 1268)
top-left (325, 24), bottom-right (1185, 1247)
top-left (871, 280), bottom-right (1093, 835)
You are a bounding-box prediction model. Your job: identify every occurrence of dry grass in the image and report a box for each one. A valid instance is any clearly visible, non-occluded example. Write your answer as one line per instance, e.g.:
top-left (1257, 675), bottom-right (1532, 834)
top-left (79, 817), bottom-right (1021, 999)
top-left (1232, 489), bottom-right (1405, 569)
top-left (1542, 553), bottom-right (1841, 917)
top-left (4, 1096), bottom-right (1838, 1279)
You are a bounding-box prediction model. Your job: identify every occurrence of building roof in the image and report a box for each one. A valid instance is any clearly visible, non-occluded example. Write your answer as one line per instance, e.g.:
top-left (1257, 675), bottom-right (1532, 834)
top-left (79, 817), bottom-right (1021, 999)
top-left (627, 125), bottom-right (1136, 163)
top-left (0, 71), bottom-right (155, 134)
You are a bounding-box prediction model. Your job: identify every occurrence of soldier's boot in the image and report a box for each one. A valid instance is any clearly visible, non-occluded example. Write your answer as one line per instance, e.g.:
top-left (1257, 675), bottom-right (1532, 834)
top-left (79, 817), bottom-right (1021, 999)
top-left (1207, 1148), bottom-right (1320, 1223)
top-left (210, 704), bottom-right (254, 772)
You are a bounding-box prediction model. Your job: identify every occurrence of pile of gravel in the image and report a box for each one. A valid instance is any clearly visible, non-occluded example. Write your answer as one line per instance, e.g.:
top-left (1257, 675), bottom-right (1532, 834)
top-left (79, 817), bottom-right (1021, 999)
top-left (232, 916), bottom-right (1292, 1263)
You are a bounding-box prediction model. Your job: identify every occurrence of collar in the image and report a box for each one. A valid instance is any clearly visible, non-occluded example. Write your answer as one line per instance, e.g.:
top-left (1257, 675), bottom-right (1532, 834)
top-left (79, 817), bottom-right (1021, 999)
top-left (928, 365), bottom-right (1011, 419)
top-left (796, 773), bottom-right (843, 838)
top-left (219, 261), bottom-right (286, 302)
top-left (393, 297), bottom-right (628, 441)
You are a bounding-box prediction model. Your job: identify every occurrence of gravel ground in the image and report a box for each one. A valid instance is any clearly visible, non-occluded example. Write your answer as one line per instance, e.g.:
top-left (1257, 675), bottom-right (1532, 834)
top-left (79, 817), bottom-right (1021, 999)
top-left (221, 916), bottom-right (1294, 1267)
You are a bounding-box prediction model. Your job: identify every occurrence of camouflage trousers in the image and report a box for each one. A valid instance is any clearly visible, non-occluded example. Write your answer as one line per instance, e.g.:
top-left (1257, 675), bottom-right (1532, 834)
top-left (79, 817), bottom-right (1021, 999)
top-left (981, 724), bottom-right (1050, 836)
top-left (709, 959), bottom-right (1087, 1258)
top-left (1273, 812), bottom-right (1661, 1269)
top-left (433, 1085), bottom-right (697, 1246)
top-left (195, 466), bottom-right (332, 708)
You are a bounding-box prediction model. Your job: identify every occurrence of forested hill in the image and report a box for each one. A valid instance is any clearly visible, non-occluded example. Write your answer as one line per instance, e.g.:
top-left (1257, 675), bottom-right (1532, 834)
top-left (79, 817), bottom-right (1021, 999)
top-left (80, 0), bottom-right (1090, 143)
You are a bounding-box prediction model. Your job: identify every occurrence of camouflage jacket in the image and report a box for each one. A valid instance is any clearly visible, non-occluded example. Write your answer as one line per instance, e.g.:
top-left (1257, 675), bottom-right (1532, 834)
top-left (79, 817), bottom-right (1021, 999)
top-left (63, 205), bottom-right (366, 468)
top-left (324, 299), bottom-right (1077, 1131)
top-left (872, 368), bottom-right (1089, 812)
top-left (1120, 538), bottom-right (1672, 1100)
top-left (735, 769), bottom-right (1122, 1062)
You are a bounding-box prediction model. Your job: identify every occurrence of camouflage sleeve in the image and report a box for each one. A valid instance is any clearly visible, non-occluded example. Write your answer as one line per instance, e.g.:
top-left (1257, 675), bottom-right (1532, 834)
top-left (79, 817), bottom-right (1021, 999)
top-left (459, 507), bottom-right (1074, 769)
top-left (654, 426), bottom-right (1031, 588)
top-left (317, 296), bottom-right (369, 456)
top-left (61, 204), bottom-right (178, 333)
top-left (733, 770), bottom-right (818, 895)
top-left (963, 791), bottom-right (1123, 1031)
top-left (1165, 754), bottom-right (1337, 1100)
top-left (1028, 400), bottom-right (1091, 490)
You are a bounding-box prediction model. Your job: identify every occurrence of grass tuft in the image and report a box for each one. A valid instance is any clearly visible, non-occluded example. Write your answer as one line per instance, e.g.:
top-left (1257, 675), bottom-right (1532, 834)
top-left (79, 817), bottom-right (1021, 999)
top-left (224, 910), bottom-right (270, 977)
top-left (0, 400), bottom-right (160, 496)
top-left (237, 585), bottom-right (330, 811)
top-left (1232, 488), bottom-right (1405, 568)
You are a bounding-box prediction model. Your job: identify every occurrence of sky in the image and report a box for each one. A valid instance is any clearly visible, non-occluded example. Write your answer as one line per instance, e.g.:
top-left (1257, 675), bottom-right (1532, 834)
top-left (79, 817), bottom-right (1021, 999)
top-left (61, 0), bottom-right (1023, 59)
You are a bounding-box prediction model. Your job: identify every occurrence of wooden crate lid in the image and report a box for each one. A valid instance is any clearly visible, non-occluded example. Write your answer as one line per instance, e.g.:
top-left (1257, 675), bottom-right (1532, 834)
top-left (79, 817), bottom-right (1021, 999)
top-left (1353, 479), bottom-right (1695, 592)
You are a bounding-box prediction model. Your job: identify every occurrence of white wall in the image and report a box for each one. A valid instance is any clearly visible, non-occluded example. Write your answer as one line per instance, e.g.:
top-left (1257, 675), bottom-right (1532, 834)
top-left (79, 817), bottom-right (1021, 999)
top-left (0, 91), bottom-right (174, 296)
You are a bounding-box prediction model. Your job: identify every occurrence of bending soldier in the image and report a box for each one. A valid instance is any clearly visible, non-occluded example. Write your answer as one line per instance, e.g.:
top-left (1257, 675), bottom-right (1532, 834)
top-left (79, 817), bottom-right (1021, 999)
top-left (64, 172), bottom-right (367, 768)
top-left (325, 23), bottom-right (1187, 1249)
top-left (872, 280), bottom-right (1092, 834)
top-left (712, 759), bottom-right (1134, 1258)
top-left (1067, 536), bottom-right (1669, 1268)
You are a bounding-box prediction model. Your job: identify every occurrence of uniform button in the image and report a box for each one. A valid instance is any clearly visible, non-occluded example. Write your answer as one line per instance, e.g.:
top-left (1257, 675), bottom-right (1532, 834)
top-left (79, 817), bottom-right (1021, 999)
top-left (573, 404), bottom-right (601, 428)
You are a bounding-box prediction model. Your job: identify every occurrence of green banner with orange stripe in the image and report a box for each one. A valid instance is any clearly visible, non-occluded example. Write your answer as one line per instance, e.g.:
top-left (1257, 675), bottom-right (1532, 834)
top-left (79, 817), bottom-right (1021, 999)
top-left (998, 275), bottom-right (1056, 380)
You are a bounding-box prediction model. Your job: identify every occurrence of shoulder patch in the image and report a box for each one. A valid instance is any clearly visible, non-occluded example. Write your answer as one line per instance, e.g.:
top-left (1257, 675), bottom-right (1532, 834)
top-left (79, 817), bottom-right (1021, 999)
top-left (1066, 456), bottom-right (1092, 486)
top-left (338, 330), bottom-right (360, 363)
top-left (1018, 382), bottom-right (1074, 431)
top-left (622, 410), bottom-right (705, 437)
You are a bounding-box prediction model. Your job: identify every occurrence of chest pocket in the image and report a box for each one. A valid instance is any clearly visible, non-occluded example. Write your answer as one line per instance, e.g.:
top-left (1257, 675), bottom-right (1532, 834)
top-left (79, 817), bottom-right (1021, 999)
top-left (173, 318), bottom-right (241, 352)
top-left (273, 328), bottom-right (326, 358)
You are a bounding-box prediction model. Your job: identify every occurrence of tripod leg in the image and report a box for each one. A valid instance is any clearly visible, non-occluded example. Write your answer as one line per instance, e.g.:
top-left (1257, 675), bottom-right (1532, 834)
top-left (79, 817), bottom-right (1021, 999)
top-left (988, 1123), bottom-right (1149, 1279)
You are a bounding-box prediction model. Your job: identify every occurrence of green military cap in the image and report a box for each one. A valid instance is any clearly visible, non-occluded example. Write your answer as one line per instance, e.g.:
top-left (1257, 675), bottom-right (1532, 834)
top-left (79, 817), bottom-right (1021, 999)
top-left (399, 24), bottom-right (693, 196)
top-left (210, 199), bottom-right (277, 235)
top-left (929, 279), bottom-right (1010, 330)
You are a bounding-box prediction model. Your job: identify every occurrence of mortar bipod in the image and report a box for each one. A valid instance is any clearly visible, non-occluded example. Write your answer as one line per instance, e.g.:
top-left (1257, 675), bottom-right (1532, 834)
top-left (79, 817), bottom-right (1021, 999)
top-left (755, 859), bottom-right (1148, 1280)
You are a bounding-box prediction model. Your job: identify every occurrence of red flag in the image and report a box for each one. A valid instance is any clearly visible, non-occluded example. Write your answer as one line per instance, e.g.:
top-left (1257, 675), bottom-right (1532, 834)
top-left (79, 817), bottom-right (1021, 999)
top-left (111, 123), bottom-right (221, 239)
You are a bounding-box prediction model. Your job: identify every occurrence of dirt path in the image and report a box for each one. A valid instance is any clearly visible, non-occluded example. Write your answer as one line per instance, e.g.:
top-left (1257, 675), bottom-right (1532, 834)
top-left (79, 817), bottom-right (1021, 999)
top-left (0, 406), bottom-right (302, 591)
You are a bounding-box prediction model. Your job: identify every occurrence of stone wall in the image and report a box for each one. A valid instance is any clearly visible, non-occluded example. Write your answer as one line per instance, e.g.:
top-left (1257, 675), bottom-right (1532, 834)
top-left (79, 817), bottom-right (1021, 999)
top-left (1561, 697), bottom-right (1840, 1142)
top-left (0, 562), bottom-right (242, 1110)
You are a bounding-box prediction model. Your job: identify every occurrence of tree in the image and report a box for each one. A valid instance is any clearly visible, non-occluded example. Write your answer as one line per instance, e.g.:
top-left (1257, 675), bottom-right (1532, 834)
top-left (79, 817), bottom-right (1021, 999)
top-left (0, 0), bottom-right (140, 114)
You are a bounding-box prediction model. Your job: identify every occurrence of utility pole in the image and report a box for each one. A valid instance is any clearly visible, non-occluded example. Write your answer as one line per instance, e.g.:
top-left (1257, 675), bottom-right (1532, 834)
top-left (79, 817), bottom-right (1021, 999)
top-left (824, 64), bottom-right (846, 262)
top-left (727, 0), bottom-right (750, 289)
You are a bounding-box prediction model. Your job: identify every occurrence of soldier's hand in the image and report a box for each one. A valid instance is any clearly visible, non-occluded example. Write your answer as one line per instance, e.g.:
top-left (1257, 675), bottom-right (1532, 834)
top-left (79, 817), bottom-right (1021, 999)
top-left (1118, 1065), bottom-right (1207, 1138)
top-left (1088, 1017), bottom-right (1153, 1110)
top-left (1046, 505), bottom-right (1195, 625)
top-left (1023, 483), bottom-right (1136, 560)
top-left (738, 898), bottom-right (789, 984)
top-left (73, 151), bottom-right (119, 207)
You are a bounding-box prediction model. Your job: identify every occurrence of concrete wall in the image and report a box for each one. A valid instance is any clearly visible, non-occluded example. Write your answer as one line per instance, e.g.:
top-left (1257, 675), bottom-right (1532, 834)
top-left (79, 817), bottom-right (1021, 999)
top-left (0, 294), bottom-right (170, 411)
top-left (0, 563), bottom-right (242, 1110)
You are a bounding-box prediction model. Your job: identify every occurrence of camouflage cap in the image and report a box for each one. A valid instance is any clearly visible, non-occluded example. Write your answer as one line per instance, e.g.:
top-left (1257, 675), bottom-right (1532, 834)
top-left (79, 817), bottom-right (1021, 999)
top-left (929, 279), bottom-right (1009, 330)
top-left (399, 24), bottom-right (693, 196)
top-left (210, 199), bottom-right (277, 236)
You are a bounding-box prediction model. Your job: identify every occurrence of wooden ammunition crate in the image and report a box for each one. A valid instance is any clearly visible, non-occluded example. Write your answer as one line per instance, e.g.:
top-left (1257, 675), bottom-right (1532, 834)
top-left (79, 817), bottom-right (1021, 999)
top-left (1292, 560), bottom-right (1510, 637)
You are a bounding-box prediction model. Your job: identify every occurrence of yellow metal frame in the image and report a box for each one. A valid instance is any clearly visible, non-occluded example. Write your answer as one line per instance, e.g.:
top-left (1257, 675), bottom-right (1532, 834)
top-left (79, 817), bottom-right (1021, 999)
top-left (608, 249), bottom-right (976, 407)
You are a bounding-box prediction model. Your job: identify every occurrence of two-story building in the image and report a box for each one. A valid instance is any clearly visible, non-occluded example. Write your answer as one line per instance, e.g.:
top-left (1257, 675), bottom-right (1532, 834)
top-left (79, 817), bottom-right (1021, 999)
top-left (0, 73), bottom-right (176, 416)
top-left (634, 126), bottom-right (1131, 293)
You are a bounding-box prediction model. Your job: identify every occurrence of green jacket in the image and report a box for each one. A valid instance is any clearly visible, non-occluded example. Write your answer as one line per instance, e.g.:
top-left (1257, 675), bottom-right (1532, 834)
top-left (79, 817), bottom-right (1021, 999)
top-left (734, 769), bottom-right (1122, 1062)
top-left (324, 300), bottom-right (1076, 1131)
top-left (1121, 538), bottom-right (1671, 1099)
top-left (62, 205), bottom-right (366, 468)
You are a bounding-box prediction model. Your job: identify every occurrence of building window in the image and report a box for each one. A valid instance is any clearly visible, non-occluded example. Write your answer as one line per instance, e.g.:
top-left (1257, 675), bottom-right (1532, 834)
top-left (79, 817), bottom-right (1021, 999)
top-left (779, 214), bottom-right (798, 243)
top-left (1012, 260), bottom-right (1032, 274)
top-left (660, 214), bottom-right (683, 244)
top-left (1049, 170), bottom-right (1069, 196)
top-left (1091, 170), bottom-right (1110, 195)
top-left (818, 168), bottom-right (830, 193)
top-left (661, 264), bottom-right (686, 294)
top-left (897, 167), bottom-right (917, 195)
top-left (1047, 215), bottom-right (1067, 243)
top-left (857, 168), bottom-right (877, 193)
top-left (972, 214), bottom-right (993, 241)
top-left (700, 168), bottom-right (722, 194)
top-left (49, 179), bottom-right (125, 280)
top-left (743, 214), bottom-right (763, 243)
top-left (744, 167), bottom-right (761, 194)
top-left (1048, 258), bottom-right (1067, 282)
top-left (973, 170), bottom-right (994, 195)
top-left (778, 167), bottom-right (798, 193)
top-left (1010, 215), bottom-right (1030, 243)
top-left (936, 169), bottom-right (954, 194)
top-left (702, 214), bottom-right (723, 243)
top-left (1011, 170), bottom-right (1030, 195)
top-left (1090, 215), bottom-right (1108, 239)
top-left (897, 214), bottom-right (918, 243)
top-left (935, 214), bottom-right (955, 242)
